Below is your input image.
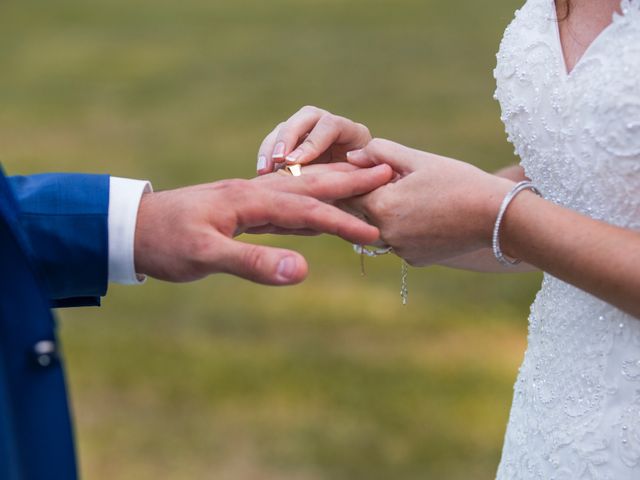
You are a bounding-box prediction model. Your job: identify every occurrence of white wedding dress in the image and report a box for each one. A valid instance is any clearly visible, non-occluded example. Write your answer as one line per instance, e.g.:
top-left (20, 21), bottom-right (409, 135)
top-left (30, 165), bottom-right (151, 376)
top-left (493, 0), bottom-right (640, 478)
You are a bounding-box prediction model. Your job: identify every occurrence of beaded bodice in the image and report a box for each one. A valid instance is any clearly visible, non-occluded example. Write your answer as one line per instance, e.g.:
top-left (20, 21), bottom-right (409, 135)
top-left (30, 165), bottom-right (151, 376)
top-left (493, 0), bottom-right (640, 478)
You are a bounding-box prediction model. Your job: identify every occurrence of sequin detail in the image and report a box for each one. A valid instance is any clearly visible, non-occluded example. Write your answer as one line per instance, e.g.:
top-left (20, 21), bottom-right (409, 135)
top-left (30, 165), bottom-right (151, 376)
top-left (493, 0), bottom-right (640, 478)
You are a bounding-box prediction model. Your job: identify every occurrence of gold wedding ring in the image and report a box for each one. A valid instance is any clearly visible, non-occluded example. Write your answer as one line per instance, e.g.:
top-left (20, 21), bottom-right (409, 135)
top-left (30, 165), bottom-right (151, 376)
top-left (286, 164), bottom-right (302, 177)
top-left (276, 164), bottom-right (302, 177)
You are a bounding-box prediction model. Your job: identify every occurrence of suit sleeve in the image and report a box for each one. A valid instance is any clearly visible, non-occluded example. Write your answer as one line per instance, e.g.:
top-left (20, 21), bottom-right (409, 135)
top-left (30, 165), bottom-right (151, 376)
top-left (7, 173), bottom-right (110, 308)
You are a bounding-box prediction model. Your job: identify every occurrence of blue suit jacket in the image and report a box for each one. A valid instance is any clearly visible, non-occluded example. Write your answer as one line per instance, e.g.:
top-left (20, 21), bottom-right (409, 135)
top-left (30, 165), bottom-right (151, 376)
top-left (0, 165), bottom-right (109, 479)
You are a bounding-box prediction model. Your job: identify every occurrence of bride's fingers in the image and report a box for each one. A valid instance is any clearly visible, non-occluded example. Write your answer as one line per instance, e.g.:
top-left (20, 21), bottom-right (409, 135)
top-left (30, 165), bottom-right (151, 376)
top-left (285, 114), bottom-right (371, 166)
top-left (347, 138), bottom-right (421, 176)
top-left (257, 123), bottom-right (283, 174)
top-left (271, 106), bottom-right (327, 163)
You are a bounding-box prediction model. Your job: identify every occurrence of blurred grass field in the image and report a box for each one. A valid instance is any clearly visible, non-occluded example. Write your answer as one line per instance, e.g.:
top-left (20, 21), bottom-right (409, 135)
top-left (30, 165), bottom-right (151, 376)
top-left (0, 0), bottom-right (540, 478)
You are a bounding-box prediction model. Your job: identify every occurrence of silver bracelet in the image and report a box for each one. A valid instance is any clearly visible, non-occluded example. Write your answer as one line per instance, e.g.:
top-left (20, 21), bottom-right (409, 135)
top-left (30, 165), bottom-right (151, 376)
top-left (492, 180), bottom-right (541, 267)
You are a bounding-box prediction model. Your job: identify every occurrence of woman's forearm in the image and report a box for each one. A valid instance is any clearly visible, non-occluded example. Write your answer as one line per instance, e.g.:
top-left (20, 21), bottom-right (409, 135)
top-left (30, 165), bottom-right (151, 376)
top-left (438, 164), bottom-right (536, 273)
top-left (443, 178), bottom-right (640, 314)
top-left (502, 191), bottom-right (640, 318)
top-left (438, 248), bottom-right (538, 273)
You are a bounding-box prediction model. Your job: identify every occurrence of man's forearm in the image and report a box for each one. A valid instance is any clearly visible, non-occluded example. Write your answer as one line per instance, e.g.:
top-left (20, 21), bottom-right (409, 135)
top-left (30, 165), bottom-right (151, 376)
top-left (9, 173), bottom-right (110, 304)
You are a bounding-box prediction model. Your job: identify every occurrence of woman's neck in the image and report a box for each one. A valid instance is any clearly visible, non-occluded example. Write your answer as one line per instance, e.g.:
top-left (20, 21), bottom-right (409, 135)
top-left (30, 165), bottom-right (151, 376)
top-left (556, 0), bottom-right (622, 73)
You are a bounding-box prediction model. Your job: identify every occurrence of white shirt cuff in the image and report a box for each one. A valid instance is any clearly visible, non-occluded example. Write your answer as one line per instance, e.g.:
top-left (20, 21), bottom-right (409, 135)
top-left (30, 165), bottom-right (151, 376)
top-left (108, 177), bottom-right (153, 285)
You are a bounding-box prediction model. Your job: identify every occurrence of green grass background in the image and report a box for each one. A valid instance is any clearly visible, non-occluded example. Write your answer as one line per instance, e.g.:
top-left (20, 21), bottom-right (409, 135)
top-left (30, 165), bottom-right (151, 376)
top-left (0, 0), bottom-right (540, 478)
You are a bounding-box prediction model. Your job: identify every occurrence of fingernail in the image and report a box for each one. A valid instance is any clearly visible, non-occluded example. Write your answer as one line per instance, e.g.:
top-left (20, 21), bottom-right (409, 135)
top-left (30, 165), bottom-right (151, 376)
top-left (273, 142), bottom-right (286, 159)
top-left (285, 148), bottom-right (302, 164)
top-left (257, 155), bottom-right (267, 171)
top-left (276, 256), bottom-right (297, 281)
top-left (346, 149), bottom-right (364, 162)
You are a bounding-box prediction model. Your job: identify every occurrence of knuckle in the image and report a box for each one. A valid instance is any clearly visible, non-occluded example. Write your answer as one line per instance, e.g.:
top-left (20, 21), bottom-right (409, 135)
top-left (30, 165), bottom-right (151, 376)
top-left (368, 194), bottom-right (389, 217)
top-left (321, 113), bottom-right (343, 130)
top-left (382, 225), bottom-right (401, 245)
top-left (355, 122), bottom-right (372, 139)
top-left (302, 137), bottom-right (319, 152)
top-left (213, 179), bottom-right (251, 200)
top-left (332, 115), bottom-right (348, 127)
top-left (241, 244), bottom-right (265, 274)
top-left (301, 105), bottom-right (321, 115)
top-left (369, 137), bottom-right (395, 153)
top-left (187, 233), bottom-right (216, 272)
top-left (379, 230), bottom-right (395, 247)
top-left (302, 172), bottom-right (321, 189)
top-left (320, 112), bottom-right (337, 124)
top-left (367, 138), bottom-right (385, 151)
top-left (301, 194), bottom-right (321, 210)
top-left (215, 178), bottom-right (246, 192)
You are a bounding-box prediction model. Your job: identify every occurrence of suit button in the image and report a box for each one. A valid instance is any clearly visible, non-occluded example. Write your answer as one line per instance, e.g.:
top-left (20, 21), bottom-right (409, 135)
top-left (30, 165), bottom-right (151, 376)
top-left (31, 340), bottom-right (58, 368)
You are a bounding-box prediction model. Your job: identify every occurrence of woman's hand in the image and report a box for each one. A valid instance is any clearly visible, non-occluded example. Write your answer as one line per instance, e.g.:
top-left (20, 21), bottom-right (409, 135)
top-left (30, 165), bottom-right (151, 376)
top-left (342, 139), bottom-right (514, 266)
top-left (256, 106), bottom-right (372, 174)
top-left (341, 139), bottom-right (640, 317)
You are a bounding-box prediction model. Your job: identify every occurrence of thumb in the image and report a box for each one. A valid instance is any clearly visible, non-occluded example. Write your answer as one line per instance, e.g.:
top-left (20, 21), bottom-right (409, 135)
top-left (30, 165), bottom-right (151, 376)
top-left (217, 237), bottom-right (309, 285)
top-left (346, 138), bottom-right (420, 176)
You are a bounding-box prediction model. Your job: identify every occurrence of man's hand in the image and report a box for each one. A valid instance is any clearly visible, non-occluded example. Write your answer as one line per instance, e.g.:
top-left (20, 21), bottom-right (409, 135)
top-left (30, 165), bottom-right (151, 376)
top-left (133, 163), bottom-right (393, 285)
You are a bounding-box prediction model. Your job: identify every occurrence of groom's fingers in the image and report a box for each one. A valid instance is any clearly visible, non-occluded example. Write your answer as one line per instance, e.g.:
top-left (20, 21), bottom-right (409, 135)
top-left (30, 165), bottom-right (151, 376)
top-left (297, 163), bottom-right (359, 174)
top-left (295, 164), bottom-right (392, 202)
top-left (255, 164), bottom-right (393, 202)
top-left (245, 226), bottom-right (321, 236)
top-left (238, 190), bottom-right (380, 245)
top-left (216, 237), bottom-right (310, 285)
top-left (214, 185), bottom-right (387, 285)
